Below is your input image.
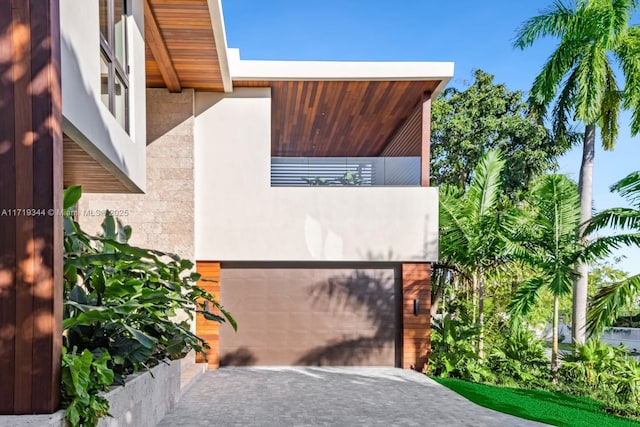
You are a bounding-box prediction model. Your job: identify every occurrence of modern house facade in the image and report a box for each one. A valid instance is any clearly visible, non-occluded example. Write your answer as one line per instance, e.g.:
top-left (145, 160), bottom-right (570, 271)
top-left (0, 0), bottom-right (452, 414)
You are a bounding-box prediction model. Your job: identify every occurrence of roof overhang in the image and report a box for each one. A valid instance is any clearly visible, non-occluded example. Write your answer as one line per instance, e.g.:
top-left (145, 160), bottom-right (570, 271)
top-left (145, 0), bottom-right (232, 92)
top-left (228, 49), bottom-right (454, 157)
top-left (228, 48), bottom-right (453, 98)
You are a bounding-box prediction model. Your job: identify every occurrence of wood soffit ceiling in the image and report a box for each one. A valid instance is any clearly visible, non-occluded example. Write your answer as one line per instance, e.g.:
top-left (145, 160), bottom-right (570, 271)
top-left (63, 135), bottom-right (134, 193)
top-left (235, 80), bottom-right (439, 157)
top-left (145, 0), bottom-right (225, 91)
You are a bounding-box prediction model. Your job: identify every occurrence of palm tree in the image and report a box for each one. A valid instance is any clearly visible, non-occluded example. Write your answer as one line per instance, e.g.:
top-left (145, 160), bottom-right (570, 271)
top-left (514, 0), bottom-right (640, 344)
top-left (508, 174), bottom-right (581, 383)
top-left (585, 171), bottom-right (640, 333)
top-left (439, 149), bottom-right (511, 358)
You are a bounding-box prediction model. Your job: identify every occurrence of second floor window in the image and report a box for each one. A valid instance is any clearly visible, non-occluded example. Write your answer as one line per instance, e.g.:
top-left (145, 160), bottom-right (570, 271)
top-left (100, 0), bottom-right (129, 133)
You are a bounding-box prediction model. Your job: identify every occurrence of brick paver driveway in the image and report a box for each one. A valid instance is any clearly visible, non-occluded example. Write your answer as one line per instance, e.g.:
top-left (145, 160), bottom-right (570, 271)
top-left (157, 367), bottom-right (549, 427)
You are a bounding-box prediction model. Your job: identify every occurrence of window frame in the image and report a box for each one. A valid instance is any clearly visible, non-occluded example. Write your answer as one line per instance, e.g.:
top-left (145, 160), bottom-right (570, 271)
top-left (100, 0), bottom-right (130, 133)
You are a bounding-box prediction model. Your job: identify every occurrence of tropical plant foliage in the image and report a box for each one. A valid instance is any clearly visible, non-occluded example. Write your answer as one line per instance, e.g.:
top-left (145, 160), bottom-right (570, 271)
top-left (586, 171), bottom-right (640, 333)
top-left (61, 348), bottom-right (113, 427)
top-left (515, 0), bottom-right (640, 345)
top-left (560, 339), bottom-right (640, 415)
top-left (61, 186), bottom-right (236, 426)
top-left (439, 149), bottom-right (512, 357)
top-left (485, 323), bottom-right (549, 387)
top-left (515, 0), bottom-right (640, 145)
top-left (431, 69), bottom-right (570, 197)
top-left (428, 313), bottom-right (488, 381)
top-left (434, 165), bottom-right (640, 418)
top-left (507, 174), bottom-right (581, 380)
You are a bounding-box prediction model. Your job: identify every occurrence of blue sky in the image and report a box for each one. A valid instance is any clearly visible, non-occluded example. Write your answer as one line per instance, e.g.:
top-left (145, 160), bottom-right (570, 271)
top-left (221, 0), bottom-right (640, 275)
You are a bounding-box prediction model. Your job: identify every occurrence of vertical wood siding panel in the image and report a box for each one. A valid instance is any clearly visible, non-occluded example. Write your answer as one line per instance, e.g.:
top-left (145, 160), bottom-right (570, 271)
top-left (29, 0), bottom-right (62, 412)
top-left (0, 0), bottom-right (61, 413)
top-left (401, 263), bottom-right (431, 371)
top-left (0, 0), bottom-right (17, 413)
top-left (195, 261), bottom-right (221, 368)
top-left (12, 0), bottom-right (35, 412)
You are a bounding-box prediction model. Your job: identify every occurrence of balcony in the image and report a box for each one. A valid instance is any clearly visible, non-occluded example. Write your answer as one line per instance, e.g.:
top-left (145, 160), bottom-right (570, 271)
top-left (271, 157), bottom-right (420, 187)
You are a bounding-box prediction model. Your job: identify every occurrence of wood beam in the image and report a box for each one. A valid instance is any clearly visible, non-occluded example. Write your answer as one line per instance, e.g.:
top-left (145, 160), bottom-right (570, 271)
top-left (420, 92), bottom-right (432, 187)
top-left (143, 0), bottom-right (181, 93)
top-left (0, 0), bottom-right (63, 413)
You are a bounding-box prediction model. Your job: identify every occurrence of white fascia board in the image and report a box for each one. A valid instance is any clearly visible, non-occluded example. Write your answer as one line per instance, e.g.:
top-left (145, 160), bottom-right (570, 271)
top-left (207, 0), bottom-right (233, 92)
top-left (228, 48), bottom-right (454, 95)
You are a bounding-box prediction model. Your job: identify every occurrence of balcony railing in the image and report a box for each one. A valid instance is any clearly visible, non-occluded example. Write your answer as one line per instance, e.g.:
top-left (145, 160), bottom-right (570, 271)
top-left (271, 157), bottom-right (420, 187)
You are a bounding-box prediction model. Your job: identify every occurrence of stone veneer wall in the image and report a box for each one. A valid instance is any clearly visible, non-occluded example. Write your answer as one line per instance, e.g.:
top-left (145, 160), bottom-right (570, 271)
top-left (78, 88), bottom-right (195, 261)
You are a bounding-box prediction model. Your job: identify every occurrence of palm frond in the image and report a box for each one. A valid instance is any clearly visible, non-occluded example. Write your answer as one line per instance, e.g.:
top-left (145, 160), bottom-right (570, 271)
top-left (611, 171), bottom-right (640, 206)
top-left (508, 276), bottom-right (548, 319)
top-left (587, 0), bottom-right (637, 46)
top-left (599, 61), bottom-right (621, 150)
top-left (575, 43), bottom-right (609, 123)
top-left (552, 65), bottom-right (580, 145)
top-left (439, 194), bottom-right (472, 263)
top-left (550, 264), bottom-right (578, 296)
top-left (615, 27), bottom-right (640, 134)
top-left (504, 239), bottom-right (544, 267)
top-left (584, 233), bottom-right (640, 259)
top-left (585, 207), bottom-right (640, 233)
top-left (535, 175), bottom-right (580, 233)
top-left (587, 273), bottom-right (640, 334)
top-left (530, 38), bottom-right (585, 108)
top-left (467, 149), bottom-right (505, 219)
top-left (514, 0), bottom-right (577, 49)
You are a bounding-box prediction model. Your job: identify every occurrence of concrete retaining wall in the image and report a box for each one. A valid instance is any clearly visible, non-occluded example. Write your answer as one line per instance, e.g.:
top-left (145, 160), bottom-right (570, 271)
top-left (97, 360), bottom-right (181, 427)
top-left (0, 360), bottom-right (181, 427)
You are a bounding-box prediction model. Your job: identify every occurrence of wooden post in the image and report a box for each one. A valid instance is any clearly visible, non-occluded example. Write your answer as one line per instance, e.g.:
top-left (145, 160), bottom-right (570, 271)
top-left (0, 0), bottom-right (63, 414)
top-left (420, 92), bottom-right (432, 187)
top-left (401, 263), bottom-right (431, 371)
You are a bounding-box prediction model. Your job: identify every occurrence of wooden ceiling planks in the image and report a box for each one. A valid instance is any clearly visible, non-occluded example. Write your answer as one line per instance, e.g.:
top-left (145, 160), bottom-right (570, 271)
top-left (234, 80), bottom-right (439, 157)
top-left (145, 0), bottom-right (225, 91)
top-left (63, 135), bottom-right (133, 193)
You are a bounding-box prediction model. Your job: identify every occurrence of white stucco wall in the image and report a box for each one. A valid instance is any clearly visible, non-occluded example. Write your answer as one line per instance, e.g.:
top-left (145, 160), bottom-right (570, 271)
top-left (60, 0), bottom-right (146, 192)
top-left (194, 88), bottom-right (439, 262)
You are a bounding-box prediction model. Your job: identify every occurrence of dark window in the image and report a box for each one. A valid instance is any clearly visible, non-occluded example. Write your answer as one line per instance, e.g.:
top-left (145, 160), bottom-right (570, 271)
top-left (100, 0), bottom-right (129, 133)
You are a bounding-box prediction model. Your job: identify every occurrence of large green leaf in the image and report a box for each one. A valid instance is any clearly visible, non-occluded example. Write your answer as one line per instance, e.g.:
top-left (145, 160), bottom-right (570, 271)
top-left (63, 186), bottom-right (82, 210)
top-left (123, 325), bottom-right (157, 349)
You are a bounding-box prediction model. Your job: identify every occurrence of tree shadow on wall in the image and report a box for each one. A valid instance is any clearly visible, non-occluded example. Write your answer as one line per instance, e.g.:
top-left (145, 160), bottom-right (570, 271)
top-left (295, 269), bottom-right (399, 366)
top-left (219, 347), bottom-right (257, 367)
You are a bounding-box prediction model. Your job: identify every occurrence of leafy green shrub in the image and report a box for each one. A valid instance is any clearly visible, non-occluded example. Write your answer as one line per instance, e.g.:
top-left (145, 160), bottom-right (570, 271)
top-left (428, 314), bottom-right (494, 382)
top-left (61, 186), bottom-right (235, 426)
top-left (560, 339), bottom-right (625, 390)
top-left (560, 339), bottom-right (640, 418)
top-left (61, 347), bottom-right (113, 427)
top-left (487, 324), bottom-right (549, 386)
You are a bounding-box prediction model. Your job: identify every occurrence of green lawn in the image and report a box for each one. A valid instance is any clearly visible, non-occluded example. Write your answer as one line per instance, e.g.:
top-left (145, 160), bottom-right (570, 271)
top-left (432, 377), bottom-right (640, 427)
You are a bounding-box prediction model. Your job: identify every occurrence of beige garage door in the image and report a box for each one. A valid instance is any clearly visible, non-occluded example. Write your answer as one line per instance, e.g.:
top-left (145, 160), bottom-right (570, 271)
top-left (219, 266), bottom-right (400, 367)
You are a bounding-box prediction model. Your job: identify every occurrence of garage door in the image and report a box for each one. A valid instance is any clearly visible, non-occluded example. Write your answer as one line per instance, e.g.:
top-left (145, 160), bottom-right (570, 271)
top-left (219, 266), bottom-right (400, 367)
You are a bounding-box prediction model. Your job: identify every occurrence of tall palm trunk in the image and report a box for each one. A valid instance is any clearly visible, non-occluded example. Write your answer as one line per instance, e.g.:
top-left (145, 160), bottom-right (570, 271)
top-left (472, 274), bottom-right (478, 324)
top-left (552, 294), bottom-right (560, 384)
top-left (478, 269), bottom-right (485, 359)
top-left (573, 124), bottom-right (595, 345)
